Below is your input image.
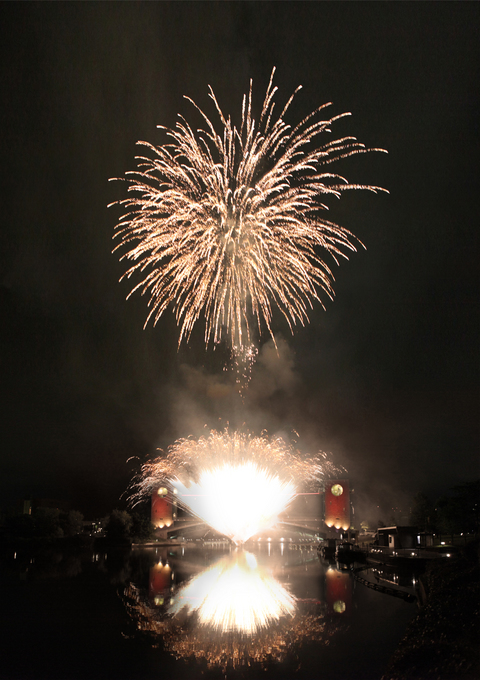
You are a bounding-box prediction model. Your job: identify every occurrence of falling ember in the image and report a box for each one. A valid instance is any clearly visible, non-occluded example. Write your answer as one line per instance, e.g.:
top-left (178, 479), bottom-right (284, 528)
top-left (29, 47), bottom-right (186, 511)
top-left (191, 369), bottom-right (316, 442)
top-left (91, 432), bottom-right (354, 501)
top-left (225, 342), bottom-right (259, 399)
top-left (129, 429), bottom-right (339, 544)
top-left (110, 68), bottom-right (387, 349)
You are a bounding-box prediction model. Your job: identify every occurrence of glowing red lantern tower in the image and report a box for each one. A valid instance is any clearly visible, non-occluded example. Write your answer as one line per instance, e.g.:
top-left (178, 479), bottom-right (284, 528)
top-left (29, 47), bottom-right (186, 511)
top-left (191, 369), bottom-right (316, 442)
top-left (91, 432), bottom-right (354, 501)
top-left (324, 480), bottom-right (350, 531)
top-left (151, 486), bottom-right (176, 529)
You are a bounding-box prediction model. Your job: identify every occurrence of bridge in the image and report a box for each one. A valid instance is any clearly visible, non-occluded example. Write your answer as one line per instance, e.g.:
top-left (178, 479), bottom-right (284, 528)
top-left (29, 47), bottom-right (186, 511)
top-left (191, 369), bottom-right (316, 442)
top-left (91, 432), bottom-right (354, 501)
top-left (157, 516), bottom-right (323, 540)
top-left (277, 518), bottom-right (322, 535)
top-left (152, 487), bottom-right (330, 539)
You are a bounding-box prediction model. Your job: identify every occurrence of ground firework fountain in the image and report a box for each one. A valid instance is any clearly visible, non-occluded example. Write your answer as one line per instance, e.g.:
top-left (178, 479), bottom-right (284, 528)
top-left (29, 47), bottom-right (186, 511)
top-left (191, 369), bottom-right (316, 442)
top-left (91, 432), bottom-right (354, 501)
top-left (130, 429), bottom-right (339, 544)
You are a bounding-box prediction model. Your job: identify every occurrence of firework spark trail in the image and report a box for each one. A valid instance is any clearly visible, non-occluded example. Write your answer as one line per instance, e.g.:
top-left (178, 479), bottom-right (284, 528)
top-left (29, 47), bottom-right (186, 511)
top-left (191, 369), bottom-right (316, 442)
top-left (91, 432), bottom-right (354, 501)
top-left (228, 343), bottom-right (258, 398)
top-left (130, 429), bottom-right (339, 544)
top-left (110, 68), bottom-right (387, 349)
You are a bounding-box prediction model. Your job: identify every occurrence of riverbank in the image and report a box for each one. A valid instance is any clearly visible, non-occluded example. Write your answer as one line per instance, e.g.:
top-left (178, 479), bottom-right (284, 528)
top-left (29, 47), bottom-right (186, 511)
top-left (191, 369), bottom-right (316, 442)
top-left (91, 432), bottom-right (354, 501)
top-left (381, 540), bottom-right (479, 679)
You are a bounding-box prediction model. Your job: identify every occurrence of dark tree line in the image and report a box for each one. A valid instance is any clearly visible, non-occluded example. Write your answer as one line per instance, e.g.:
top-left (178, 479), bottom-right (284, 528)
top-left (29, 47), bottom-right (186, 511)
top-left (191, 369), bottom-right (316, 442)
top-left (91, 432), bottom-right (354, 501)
top-left (3, 506), bottom-right (155, 544)
top-left (410, 480), bottom-right (480, 540)
top-left (4, 507), bottom-right (84, 540)
top-left (103, 509), bottom-right (155, 544)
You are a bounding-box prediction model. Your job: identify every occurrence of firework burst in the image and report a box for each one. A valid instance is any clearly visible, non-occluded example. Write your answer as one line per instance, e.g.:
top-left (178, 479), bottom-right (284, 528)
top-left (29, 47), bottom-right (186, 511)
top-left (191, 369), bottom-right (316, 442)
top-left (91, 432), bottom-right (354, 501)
top-left (130, 429), bottom-right (339, 544)
top-left (110, 68), bottom-right (386, 349)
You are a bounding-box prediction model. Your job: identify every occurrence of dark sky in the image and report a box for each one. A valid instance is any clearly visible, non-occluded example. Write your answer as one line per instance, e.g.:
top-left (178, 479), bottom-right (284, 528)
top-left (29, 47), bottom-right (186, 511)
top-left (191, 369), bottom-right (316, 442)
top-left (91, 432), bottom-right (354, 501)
top-left (1, 2), bottom-right (479, 521)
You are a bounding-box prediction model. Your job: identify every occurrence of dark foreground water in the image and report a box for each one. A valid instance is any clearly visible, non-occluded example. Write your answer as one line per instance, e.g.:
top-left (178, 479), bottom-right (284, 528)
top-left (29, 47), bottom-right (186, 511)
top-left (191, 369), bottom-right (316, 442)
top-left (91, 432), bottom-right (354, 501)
top-left (1, 542), bottom-right (419, 680)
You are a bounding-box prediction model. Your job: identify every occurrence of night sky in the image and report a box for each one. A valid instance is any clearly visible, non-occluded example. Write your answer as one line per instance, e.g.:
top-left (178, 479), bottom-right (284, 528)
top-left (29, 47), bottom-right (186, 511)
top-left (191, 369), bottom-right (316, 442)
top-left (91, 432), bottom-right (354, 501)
top-left (1, 3), bottom-right (478, 522)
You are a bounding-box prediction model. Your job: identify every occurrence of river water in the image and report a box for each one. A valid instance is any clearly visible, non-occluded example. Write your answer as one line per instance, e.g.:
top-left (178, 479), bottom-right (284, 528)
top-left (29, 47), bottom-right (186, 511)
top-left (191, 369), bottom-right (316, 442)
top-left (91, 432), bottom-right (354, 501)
top-left (1, 542), bottom-right (419, 680)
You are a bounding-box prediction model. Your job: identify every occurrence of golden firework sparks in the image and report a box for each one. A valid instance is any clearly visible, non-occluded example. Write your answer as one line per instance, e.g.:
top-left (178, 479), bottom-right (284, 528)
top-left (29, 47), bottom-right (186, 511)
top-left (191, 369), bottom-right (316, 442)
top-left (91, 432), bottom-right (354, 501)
top-left (110, 68), bottom-right (387, 348)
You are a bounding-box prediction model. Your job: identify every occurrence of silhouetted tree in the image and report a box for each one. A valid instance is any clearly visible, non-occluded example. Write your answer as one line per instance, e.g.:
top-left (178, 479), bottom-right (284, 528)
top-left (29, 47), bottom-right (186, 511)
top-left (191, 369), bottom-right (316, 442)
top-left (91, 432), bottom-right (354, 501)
top-left (453, 480), bottom-right (480, 537)
top-left (410, 492), bottom-right (436, 532)
top-left (33, 507), bottom-right (63, 539)
top-left (436, 495), bottom-right (462, 542)
top-left (5, 507), bottom-right (85, 541)
top-left (6, 513), bottom-right (35, 539)
top-left (104, 509), bottom-right (133, 543)
top-left (130, 511), bottom-right (155, 542)
top-left (60, 510), bottom-right (84, 537)
top-left (437, 480), bottom-right (480, 541)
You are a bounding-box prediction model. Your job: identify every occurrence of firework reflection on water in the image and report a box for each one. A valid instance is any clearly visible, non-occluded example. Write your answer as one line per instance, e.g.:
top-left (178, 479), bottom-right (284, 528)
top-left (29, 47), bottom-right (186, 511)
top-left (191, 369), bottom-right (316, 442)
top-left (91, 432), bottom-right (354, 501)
top-left (169, 550), bottom-right (295, 634)
top-left (122, 548), bottom-right (344, 673)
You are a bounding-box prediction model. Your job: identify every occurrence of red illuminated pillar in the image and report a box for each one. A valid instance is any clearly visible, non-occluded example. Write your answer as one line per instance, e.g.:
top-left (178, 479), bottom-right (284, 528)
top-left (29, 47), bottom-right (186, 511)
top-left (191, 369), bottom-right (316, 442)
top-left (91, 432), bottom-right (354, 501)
top-left (324, 480), bottom-right (350, 531)
top-left (151, 486), bottom-right (174, 529)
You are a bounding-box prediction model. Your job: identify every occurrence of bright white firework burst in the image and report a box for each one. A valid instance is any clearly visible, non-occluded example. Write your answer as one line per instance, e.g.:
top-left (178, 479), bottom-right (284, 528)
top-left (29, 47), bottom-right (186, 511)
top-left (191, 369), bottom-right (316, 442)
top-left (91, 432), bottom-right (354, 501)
top-left (110, 68), bottom-right (387, 349)
top-left (130, 429), bottom-right (339, 544)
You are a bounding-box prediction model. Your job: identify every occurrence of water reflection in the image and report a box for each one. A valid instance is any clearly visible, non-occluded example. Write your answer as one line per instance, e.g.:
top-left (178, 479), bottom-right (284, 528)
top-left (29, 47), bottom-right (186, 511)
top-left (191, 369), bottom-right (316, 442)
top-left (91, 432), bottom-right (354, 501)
top-left (351, 564), bottom-right (419, 603)
top-left (325, 567), bottom-right (351, 616)
top-left (122, 546), bottom-right (349, 673)
top-left (168, 550), bottom-right (296, 633)
top-left (1, 543), bottom-right (420, 679)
